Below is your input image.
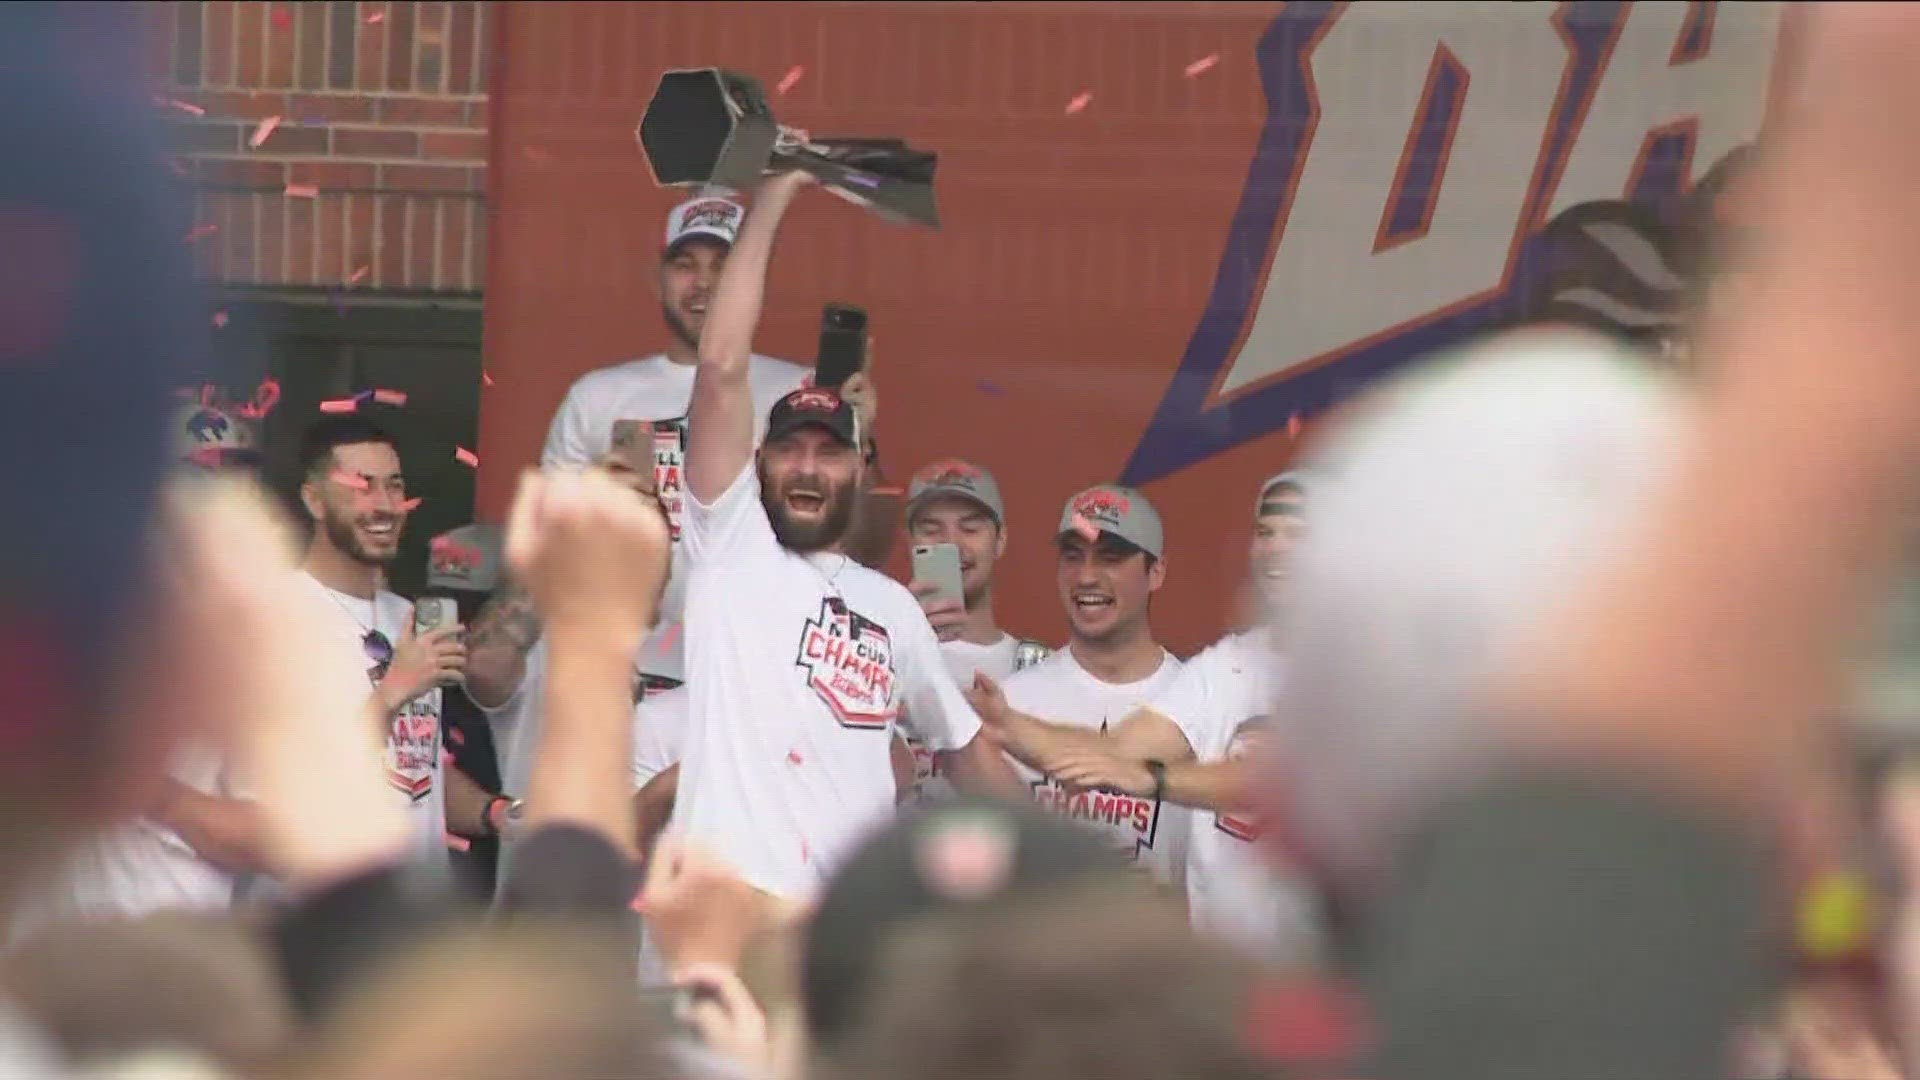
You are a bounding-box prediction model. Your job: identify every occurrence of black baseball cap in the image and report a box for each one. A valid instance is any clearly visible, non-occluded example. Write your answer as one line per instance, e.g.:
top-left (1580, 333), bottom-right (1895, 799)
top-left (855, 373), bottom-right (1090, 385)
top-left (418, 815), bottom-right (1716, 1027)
top-left (802, 798), bottom-right (1134, 1050)
top-left (766, 386), bottom-right (860, 447)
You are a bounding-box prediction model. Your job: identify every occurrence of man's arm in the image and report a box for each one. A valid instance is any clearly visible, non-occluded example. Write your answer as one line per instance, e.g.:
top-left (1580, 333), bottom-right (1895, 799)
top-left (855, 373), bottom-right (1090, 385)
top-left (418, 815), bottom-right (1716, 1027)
top-left (685, 171), bottom-right (813, 503)
top-left (151, 779), bottom-right (271, 874)
top-left (942, 732), bottom-right (1027, 800)
top-left (1046, 749), bottom-right (1252, 812)
top-left (463, 583), bottom-right (542, 710)
top-left (443, 766), bottom-right (497, 838)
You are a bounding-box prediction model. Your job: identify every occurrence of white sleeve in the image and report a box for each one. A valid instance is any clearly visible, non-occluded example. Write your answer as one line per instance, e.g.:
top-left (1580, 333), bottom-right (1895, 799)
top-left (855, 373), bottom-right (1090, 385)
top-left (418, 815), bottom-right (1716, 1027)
top-left (1148, 642), bottom-right (1235, 756)
top-left (540, 381), bottom-right (596, 470)
top-left (893, 601), bottom-right (983, 753)
top-left (680, 457), bottom-right (779, 566)
top-left (631, 687), bottom-right (688, 788)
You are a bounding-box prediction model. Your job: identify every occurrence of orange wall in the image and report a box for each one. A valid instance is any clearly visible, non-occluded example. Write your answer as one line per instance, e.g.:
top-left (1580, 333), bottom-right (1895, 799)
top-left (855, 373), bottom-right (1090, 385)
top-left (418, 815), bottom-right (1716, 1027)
top-left (479, 1), bottom-right (1785, 655)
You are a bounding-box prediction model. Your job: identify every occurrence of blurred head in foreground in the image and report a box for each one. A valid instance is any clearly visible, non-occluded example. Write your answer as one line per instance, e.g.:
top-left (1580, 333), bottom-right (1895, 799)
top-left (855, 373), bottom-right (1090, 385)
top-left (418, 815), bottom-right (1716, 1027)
top-left (0, 3), bottom-right (201, 910)
top-left (1269, 328), bottom-right (1688, 905)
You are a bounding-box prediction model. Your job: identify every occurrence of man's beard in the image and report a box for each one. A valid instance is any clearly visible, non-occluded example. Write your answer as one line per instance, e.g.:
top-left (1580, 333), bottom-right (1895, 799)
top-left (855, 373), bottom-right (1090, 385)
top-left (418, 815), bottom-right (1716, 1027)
top-left (662, 304), bottom-right (701, 352)
top-left (760, 466), bottom-right (856, 554)
top-left (323, 511), bottom-right (396, 568)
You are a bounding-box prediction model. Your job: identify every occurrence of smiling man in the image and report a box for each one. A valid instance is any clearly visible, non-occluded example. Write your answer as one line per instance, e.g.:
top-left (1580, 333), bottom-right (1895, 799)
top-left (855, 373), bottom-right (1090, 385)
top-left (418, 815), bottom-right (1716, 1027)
top-left (966, 485), bottom-right (1189, 884)
top-left (672, 171), bottom-right (1021, 901)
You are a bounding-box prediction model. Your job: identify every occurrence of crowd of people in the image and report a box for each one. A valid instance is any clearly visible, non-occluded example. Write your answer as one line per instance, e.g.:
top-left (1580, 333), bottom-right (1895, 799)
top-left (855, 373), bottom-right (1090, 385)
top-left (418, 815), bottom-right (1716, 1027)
top-left (17, 3), bottom-right (1920, 1079)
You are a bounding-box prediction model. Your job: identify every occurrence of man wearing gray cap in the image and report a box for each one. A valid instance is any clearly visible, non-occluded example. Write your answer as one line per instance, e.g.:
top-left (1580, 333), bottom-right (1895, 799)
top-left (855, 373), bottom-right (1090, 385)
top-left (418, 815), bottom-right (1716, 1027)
top-left (964, 484), bottom-right (1189, 883)
top-left (899, 458), bottom-right (1051, 803)
top-left (972, 473), bottom-right (1323, 965)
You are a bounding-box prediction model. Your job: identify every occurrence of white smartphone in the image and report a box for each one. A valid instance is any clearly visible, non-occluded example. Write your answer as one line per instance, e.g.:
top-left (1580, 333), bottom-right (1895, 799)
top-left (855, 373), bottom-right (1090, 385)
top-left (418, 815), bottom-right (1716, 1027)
top-left (911, 543), bottom-right (965, 605)
top-left (414, 596), bottom-right (458, 637)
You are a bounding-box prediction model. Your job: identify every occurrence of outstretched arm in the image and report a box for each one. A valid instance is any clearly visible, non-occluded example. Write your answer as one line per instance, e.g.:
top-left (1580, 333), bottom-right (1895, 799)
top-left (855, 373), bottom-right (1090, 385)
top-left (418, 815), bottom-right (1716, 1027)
top-left (685, 171), bottom-right (814, 503)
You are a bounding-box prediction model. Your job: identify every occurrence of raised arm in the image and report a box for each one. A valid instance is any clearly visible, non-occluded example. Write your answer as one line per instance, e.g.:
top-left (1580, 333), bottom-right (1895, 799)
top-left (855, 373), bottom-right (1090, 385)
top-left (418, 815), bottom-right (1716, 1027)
top-left (463, 581), bottom-right (542, 710)
top-left (685, 171), bottom-right (814, 503)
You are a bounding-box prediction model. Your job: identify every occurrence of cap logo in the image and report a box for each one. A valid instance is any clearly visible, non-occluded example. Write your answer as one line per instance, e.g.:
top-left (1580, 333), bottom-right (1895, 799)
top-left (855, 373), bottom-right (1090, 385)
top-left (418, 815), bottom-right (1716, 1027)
top-left (914, 457), bottom-right (984, 487)
top-left (784, 387), bottom-right (843, 413)
top-left (1072, 488), bottom-right (1131, 528)
top-left (679, 199), bottom-right (738, 233)
top-left (429, 536), bottom-right (484, 576)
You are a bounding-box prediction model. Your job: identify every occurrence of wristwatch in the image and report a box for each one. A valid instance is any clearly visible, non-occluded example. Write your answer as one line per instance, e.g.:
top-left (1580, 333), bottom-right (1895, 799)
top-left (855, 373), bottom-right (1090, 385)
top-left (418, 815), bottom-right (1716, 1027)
top-left (1143, 760), bottom-right (1168, 802)
top-left (482, 795), bottom-right (525, 838)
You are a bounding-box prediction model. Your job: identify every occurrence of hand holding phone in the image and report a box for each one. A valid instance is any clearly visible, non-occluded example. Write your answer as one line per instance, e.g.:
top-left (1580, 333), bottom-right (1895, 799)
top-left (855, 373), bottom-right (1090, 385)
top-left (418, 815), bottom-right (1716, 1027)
top-left (911, 543), bottom-right (967, 641)
top-left (815, 303), bottom-right (868, 389)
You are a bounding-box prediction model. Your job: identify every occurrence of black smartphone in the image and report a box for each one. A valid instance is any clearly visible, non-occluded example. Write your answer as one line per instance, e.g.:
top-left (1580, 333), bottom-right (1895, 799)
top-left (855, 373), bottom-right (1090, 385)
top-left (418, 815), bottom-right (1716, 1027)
top-left (816, 303), bottom-right (868, 389)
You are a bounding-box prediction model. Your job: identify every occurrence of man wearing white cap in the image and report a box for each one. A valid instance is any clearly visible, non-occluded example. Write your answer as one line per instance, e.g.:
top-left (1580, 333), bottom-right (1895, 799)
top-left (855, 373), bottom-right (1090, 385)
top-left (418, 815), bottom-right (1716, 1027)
top-left (965, 484), bottom-right (1190, 884)
top-left (899, 458), bottom-right (1051, 803)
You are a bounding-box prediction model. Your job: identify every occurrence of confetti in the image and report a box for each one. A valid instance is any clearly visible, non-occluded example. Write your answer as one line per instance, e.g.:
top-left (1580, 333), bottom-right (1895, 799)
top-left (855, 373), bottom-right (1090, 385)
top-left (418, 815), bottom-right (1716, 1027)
top-left (283, 182), bottom-right (319, 199)
top-left (454, 446), bottom-right (479, 468)
top-left (271, 5), bottom-right (291, 30)
top-left (399, 496), bottom-right (423, 513)
top-left (210, 310), bottom-right (229, 329)
top-left (444, 832), bottom-right (470, 852)
top-left (365, 9), bottom-right (385, 23)
top-left (869, 485), bottom-right (904, 497)
top-left (481, 371), bottom-right (494, 388)
top-left (373, 388), bottom-right (408, 406)
top-left (629, 887), bottom-right (648, 914)
top-left (1070, 511), bottom-right (1100, 543)
top-left (184, 223), bottom-right (219, 244)
top-left (1287, 413), bottom-right (1301, 439)
top-left (787, 749), bottom-right (804, 766)
top-left (446, 726), bottom-right (466, 747)
top-left (348, 264), bottom-right (370, 284)
top-left (776, 65), bottom-right (805, 95)
top-left (658, 621), bottom-right (682, 653)
top-left (163, 98), bottom-right (205, 117)
top-left (328, 469), bottom-right (370, 490)
top-left (319, 397), bottom-right (360, 414)
top-left (248, 115), bottom-right (282, 149)
top-left (1065, 91), bottom-right (1093, 115)
top-left (1185, 53), bottom-right (1221, 78)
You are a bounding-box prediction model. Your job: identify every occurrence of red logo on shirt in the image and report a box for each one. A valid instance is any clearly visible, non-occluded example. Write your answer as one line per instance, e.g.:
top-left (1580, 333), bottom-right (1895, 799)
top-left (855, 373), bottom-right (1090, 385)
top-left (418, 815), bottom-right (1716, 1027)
top-left (794, 597), bottom-right (897, 729)
top-left (386, 697), bottom-right (440, 803)
top-left (1215, 716), bottom-right (1270, 842)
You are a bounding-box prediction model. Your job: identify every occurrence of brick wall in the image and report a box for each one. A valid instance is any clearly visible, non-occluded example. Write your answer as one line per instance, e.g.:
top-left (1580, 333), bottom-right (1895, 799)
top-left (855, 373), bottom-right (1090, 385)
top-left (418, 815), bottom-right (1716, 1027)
top-left (152, 1), bottom-right (491, 293)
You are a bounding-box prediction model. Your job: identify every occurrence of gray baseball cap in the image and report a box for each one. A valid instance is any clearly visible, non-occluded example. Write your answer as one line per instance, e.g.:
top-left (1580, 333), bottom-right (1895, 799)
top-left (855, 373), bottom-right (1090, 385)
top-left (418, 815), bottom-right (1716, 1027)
top-left (427, 521), bottom-right (505, 594)
top-left (1056, 484), bottom-right (1163, 559)
top-left (1256, 471), bottom-right (1308, 518)
top-left (907, 458), bottom-right (1005, 527)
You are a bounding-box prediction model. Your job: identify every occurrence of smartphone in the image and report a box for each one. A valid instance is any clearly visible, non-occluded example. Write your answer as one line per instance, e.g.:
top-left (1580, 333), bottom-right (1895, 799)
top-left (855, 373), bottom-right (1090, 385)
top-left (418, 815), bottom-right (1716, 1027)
top-left (912, 543), bottom-right (965, 605)
top-left (816, 303), bottom-right (868, 389)
top-left (609, 418), bottom-right (652, 467)
top-left (414, 596), bottom-right (458, 638)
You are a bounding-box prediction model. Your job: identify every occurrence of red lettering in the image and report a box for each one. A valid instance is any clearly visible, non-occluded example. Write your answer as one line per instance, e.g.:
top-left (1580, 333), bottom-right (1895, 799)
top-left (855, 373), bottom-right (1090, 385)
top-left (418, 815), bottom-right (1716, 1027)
top-left (1092, 792), bottom-right (1118, 824)
top-left (1133, 800), bottom-right (1153, 834)
top-left (821, 637), bottom-right (847, 668)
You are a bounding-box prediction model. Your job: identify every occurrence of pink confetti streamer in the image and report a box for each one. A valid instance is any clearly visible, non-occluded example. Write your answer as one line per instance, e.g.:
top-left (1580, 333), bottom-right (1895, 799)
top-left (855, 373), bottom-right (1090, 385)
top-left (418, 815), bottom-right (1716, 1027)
top-left (787, 749), bottom-right (804, 766)
top-left (365, 9), bottom-right (385, 23)
top-left (658, 621), bottom-right (682, 653)
top-left (319, 397), bottom-right (360, 414)
top-left (399, 496), bottom-right (423, 513)
top-left (1065, 91), bottom-right (1093, 115)
top-left (271, 5), bottom-right (291, 30)
top-left (1184, 53), bottom-right (1221, 78)
top-left (1070, 511), bottom-right (1100, 543)
top-left (163, 98), bottom-right (205, 117)
top-left (283, 182), bottom-right (319, 199)
top-left (248, 115), bottom-right (282, 149)
top-left (373, 388), bottom-right (408, 406)
top-left (328, 470), bottom-right (370, 491)
top-left (481, 371), bottom-right (494, 388)
top-left (1287, 413), bottom-right (1302, 439)
top-left (347, 264), bottom-right (370, 284)
top-left (776, 65), bottom-right (805, 95)
top-left (447, 726), bottom-right (466, 747)
top-left (236, 377), bottom-right (281, 419)
top-left (210, 310), bottom-right (229, 329)
top-left (445, 832), bottom-right (470, 852)
top-left (184, 223), bottom-right (218, 244)
top-left (454, 446), bottom-right (479, 468)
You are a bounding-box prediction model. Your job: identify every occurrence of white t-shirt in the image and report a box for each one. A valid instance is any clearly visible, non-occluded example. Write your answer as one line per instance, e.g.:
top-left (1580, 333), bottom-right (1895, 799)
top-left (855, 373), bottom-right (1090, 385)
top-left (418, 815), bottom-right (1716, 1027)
top-left (672, 464), bottom-right (984, 899)
top-left (631, 683), bottom-right (691, 986)
top-left (296, 572), bottom-right (447, 869)
top-left (999, 648), bottom-right (1190, 886)
top-left (1151, 629), bottom-right (1322, 968)
top-left (900, 634), bottom-right (1023, 806)
top-left (541, 352), bottom-right (810, 681)
top-left (9, 749), bottom-right (238, 943)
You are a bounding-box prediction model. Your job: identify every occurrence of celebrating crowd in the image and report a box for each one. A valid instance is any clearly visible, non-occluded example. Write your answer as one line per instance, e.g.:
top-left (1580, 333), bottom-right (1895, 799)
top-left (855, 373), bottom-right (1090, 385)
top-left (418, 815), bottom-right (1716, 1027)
top-left (21, 4), bottom-right (1920, 1080)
